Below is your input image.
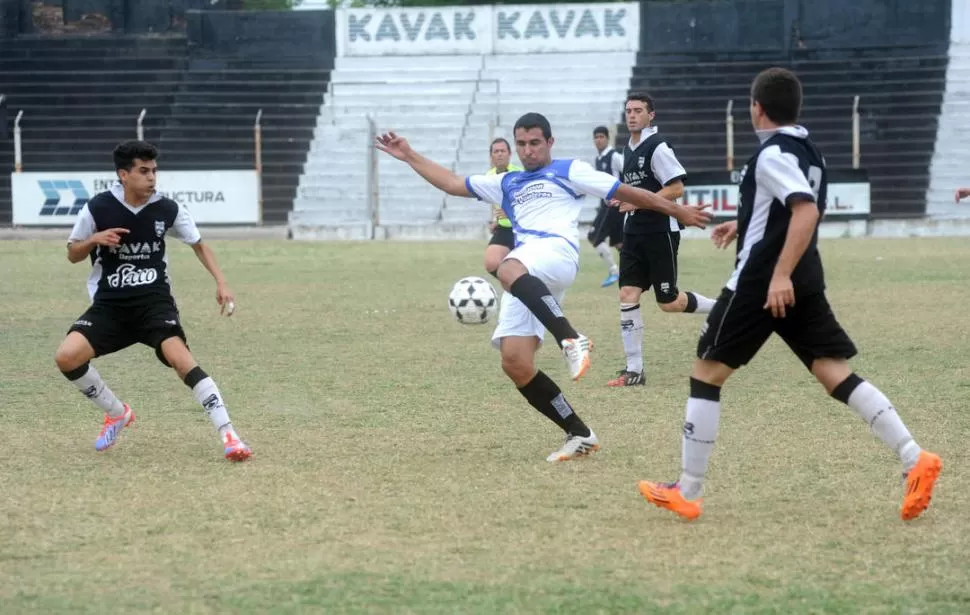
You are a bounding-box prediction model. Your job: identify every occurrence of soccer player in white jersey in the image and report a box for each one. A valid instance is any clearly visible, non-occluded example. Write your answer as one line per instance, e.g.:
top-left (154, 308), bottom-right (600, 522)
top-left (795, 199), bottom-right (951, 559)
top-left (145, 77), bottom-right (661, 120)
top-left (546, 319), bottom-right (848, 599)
top-left (377, 113), bottom-right (711, 461)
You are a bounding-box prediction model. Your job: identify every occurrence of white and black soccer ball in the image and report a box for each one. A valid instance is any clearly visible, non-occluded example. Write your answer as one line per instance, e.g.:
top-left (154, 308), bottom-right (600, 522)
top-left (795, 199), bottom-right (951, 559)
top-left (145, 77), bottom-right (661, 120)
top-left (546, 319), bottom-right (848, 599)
top-left (448, 276), bottom-right (498, 325)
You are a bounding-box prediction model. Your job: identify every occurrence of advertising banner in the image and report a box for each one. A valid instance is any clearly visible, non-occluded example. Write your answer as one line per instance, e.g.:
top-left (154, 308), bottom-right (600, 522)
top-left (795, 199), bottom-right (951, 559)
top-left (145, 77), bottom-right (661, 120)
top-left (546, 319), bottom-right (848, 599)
top-left (334, 3), bottom-right (639, 56)
top-left (11, 171), bottom-right (260, 225)
top-left (682, 170), bottom-right (870, 219)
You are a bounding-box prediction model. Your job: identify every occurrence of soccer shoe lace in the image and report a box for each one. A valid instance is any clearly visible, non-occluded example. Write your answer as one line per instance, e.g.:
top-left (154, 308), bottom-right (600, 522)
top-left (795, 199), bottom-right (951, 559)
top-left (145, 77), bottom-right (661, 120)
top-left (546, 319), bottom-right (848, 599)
top-left (561, 335), bottom-right (591, 381)
top-left (546, 431), bottom-right (600, 462)
top-left (607, 370), bottom-right (645, 387)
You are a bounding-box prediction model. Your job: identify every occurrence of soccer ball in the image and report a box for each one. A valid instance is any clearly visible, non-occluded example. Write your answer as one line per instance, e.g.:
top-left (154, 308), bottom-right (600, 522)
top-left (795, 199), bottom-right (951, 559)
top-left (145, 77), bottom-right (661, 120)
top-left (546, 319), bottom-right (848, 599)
top-left (448, 276), bottom-right (498, 325)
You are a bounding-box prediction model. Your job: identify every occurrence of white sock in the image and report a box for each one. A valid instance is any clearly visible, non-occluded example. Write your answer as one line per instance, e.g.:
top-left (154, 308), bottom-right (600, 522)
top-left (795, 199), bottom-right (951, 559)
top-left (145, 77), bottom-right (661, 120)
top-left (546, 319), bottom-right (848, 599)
top-left (679, 382), bottom-right (721, 500)
top-left (192, 377), bottom-right (236, 438)
top-left (846, 381), bottom-right (921, 471)
top-left (686, 291), bottom-right (716, 314)
top-left (594, 242), bottom-right (618, 274)
top-left (68, 364), bottom-right (125, 417)
top-left (619, 303), bottom-right (644, 373)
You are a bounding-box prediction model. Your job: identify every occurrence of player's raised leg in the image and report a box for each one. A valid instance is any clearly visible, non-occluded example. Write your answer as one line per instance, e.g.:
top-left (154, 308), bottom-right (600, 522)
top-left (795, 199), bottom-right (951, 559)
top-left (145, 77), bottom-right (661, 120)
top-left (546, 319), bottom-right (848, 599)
top-left (159, 337), bottom-right (252, 462)
top-left (496, 257), bottom-right (590, 381)
top-left (55, 331), bottom-right (134, 452)
top-left (812, 358), bottom-right (941, 520)
top-left (501, 335), bottom-right (599, 462)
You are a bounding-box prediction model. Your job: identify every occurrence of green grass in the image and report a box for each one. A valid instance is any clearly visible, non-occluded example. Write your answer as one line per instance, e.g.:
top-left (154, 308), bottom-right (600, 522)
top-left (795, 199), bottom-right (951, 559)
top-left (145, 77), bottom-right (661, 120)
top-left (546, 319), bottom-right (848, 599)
top-left (0, 237), bottom-right (968, 614)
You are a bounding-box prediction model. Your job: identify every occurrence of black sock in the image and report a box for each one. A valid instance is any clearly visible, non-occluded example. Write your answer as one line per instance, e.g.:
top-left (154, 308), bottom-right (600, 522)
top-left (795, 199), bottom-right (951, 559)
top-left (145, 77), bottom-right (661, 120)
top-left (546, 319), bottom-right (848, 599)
top-left (183, 365), bottom-right (208, 389)
top-left (830, 372), bottom-right (864, 404)
top-left (508, 274), bottom-right (578, 346)
top-left (684, 292), bottom-right (699, 313)
top-left (518, 370), bottom-right (591, 437)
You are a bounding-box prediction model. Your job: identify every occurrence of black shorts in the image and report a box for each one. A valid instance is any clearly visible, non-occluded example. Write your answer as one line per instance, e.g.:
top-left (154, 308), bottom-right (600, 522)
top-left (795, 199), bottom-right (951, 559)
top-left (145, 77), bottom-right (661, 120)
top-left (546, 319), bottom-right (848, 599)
top-left (68, 295), bottom-right (188, 367)
top-left (587, 204), bottom-right (624, 248)
top-left (488, 225), bottom-right (515, 250)
top-left (619, 231), bottom-right (680, 303)
top-left (697, 288), bottom-right (858, 370)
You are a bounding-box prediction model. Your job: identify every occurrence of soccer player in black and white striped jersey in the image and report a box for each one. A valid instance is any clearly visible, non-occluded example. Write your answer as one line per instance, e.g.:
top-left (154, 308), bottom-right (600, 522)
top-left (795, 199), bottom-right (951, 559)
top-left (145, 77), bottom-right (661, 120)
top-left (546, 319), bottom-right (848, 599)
top-left (608, 94), bottom-right (716, 387)
top-left (638, 68), bottom-right (941, 522)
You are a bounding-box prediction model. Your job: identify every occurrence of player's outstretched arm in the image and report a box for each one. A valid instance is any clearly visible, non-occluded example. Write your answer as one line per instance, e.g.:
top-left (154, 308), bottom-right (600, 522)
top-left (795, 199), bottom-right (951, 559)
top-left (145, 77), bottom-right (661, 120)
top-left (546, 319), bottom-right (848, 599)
top-left (613, 183), bottom-right (711, 229)
top-left (655, 179), bottom-right (685, 202)
top-left (190, 242), bottom-right (235, 316)
top-left (375, 131), bottom-right (471, 197)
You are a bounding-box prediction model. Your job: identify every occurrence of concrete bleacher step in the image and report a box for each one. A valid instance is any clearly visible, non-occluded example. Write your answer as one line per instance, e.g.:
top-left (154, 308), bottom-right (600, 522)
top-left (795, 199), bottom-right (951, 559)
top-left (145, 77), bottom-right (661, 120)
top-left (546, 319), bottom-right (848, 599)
top-left (291, 50), bottom-right (638, 232)
top-left (335, 55), bottom-right (483, 71)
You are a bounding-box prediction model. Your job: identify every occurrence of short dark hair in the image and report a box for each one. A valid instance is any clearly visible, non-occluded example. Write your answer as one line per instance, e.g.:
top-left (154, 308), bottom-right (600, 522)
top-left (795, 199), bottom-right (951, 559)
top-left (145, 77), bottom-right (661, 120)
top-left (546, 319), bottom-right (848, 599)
top-left (513, 112), bottom-right (552, 140)
top-left (751, 67), bottom-right (802, 125)
top-left (625, 92), bottom-right (654, 112)
top-left (114, 140), bottom-right (158, 171)
top-left (490, 137), bottom-right (511, 153)
top-left (593, 126), bottom-right (610, 137)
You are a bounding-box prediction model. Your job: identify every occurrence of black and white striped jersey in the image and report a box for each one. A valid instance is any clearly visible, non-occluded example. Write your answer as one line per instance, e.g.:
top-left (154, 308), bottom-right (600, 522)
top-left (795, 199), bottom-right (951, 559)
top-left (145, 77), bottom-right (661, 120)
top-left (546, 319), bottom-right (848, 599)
top-left (68, 182), bottom-right (202, 302)
top-left (727, 125), bottom-right (826, 296)
top-left (621, 127), bottom-right (687, 234)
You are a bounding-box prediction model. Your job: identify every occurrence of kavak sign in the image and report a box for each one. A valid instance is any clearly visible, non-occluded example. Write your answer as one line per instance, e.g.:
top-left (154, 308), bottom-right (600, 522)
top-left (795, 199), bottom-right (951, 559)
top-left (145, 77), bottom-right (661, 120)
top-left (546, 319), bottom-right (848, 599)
top-left (335, 3), bottom-right (640, 56)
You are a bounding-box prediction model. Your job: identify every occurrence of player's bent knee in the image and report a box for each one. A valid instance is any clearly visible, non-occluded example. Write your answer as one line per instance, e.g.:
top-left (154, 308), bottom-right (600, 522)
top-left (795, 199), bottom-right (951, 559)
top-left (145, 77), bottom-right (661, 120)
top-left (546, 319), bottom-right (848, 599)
top-left (691, 358), bottom-right (734, 387)
top-left (496, 258), bottom-right (527, 286)
top-left (159, 337), bottom-right (196, 376)
top-left (484, 252), bottom-right (504, 275)
top-left (619, 286), bottom-right (642, 304)
top-left (657, 297), bottom-right (681, 312)
top-left (501, 354), bottom-right (535, 386)
top-left (810, 358), bottom-right (853, 394)
top-left (54, 333), bottom-right (94, 372)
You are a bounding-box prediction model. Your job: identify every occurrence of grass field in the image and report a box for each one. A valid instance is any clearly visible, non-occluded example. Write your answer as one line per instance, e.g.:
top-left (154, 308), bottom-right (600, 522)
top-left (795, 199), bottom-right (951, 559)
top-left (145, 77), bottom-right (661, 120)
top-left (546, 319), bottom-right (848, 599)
top-left (1, 236), bottom-right (969, 614)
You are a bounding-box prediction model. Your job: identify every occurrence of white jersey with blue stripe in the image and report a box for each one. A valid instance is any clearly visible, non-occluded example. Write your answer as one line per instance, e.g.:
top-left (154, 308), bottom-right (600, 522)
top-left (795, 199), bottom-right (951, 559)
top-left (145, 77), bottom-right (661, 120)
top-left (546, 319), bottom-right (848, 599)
top-left (465, 159), bottom-right (620, 261)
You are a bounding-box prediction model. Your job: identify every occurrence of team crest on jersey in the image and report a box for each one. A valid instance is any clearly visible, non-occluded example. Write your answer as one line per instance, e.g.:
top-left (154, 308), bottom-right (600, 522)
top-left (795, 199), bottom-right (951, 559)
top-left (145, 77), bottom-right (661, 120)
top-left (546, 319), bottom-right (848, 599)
top-left (154, 220), bottom-right (165, 237)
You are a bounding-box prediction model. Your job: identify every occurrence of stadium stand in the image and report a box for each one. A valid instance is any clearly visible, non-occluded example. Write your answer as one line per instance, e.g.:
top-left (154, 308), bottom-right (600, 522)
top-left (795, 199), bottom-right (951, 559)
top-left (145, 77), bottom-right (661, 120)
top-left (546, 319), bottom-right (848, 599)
top-left (292, 54), bottom-right (483, 230)
top-left (0, 36), bottom-right (188, 225)
top-left (926, 6), bottom-right (970, 218)
top-left (0, 9), bottom-right (334, 225)
top-left (621, 46), bottom-right (948, 218)
top-left (288, 4), bottom-right (639, 237)
top-left (291, 51), bottom-right (635, 231)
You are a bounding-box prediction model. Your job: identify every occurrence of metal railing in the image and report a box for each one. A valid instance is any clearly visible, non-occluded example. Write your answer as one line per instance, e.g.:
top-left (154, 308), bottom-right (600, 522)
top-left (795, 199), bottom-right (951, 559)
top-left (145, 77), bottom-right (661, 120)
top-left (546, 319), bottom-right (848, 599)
top-left (724, 96), bottom-right (862, 170)
top-left (11, 106), bottom-right (268, 221)
top-left (254, 108), bottom-right (264, 224)
top-left (136, 108), bottom-right (146, 141)
top-left (326, 79), bottom-right (501, 228)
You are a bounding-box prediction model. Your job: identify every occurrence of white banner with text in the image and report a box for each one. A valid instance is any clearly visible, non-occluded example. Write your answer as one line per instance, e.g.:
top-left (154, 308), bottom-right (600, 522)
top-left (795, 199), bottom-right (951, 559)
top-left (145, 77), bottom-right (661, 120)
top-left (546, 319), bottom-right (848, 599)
top-left (334, 3), bottom-right (639, 56)
top-left (679, 182), bottom-right (871, 217)
top-left (11, 171), bottom-right (260, 225)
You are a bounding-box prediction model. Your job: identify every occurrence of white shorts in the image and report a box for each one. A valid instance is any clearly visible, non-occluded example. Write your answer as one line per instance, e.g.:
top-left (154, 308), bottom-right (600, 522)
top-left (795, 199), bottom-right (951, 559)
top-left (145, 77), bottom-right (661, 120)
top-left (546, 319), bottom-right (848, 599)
top-left (491, 238), bottom-right (579, 348)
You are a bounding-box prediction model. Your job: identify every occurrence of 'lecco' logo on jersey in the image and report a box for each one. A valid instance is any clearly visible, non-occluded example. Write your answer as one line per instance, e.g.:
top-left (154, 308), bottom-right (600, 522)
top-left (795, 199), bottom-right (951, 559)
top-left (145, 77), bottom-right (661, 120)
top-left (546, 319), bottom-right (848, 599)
top-left (36, 180), bottom-right (89, 216)
top-left (107, 264), bottom-right (159, 288)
